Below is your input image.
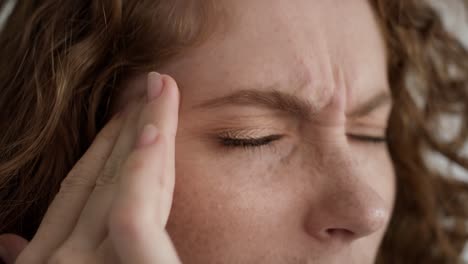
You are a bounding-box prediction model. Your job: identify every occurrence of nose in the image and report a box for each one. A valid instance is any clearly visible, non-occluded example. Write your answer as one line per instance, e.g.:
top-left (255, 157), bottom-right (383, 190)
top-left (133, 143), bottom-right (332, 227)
top-left (303, 152), bottom-right (391, 242)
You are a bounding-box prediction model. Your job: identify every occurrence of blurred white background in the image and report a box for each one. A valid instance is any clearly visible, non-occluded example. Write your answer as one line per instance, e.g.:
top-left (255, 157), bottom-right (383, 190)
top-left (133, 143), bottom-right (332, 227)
top-left (427, 1), bottom-right (468, 261)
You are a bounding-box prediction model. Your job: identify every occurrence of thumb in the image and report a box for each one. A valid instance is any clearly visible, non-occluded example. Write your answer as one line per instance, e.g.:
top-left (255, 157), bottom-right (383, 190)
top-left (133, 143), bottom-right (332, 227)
top-left (0, 234), bottom-right (29, 264)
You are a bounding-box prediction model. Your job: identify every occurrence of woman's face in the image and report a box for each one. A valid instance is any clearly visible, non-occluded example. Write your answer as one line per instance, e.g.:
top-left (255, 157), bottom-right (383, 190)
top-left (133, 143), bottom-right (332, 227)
top-left (118, 0), bottom-right (396, 263)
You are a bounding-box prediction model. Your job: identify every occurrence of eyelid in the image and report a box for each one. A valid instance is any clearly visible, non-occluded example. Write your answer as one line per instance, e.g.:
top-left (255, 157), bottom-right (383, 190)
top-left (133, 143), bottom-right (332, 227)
top-left (347, 121), bottom-right (388, 133)
top-left (215, 128), bottom-right (279, 139)
top-left (218, 134), bottom-right (284, 141)
top-left (215, 131), bottom-right (284, 152)
top-left (346, 123), bottom-right (387, 138)
top-left (347, 133), bottom-right (387, 143)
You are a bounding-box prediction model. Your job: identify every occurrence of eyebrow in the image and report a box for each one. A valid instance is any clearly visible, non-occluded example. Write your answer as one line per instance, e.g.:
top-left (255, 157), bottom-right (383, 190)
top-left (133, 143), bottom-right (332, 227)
top-left (193, 88), bottom-right (391, 120)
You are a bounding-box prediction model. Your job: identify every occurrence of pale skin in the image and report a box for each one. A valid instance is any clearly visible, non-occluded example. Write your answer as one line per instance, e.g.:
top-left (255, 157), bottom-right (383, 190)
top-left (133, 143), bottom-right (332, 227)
top-left (0, 0), bottom-right (396, 263)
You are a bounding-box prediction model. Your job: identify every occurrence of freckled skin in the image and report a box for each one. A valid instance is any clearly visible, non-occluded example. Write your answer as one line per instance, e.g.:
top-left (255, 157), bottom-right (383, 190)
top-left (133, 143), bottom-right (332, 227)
top-left (117, 0), bottom-right (395, 263)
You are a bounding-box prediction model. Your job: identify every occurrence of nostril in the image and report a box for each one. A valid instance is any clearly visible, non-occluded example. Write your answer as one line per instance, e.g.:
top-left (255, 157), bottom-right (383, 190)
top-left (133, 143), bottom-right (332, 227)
top-left (325, 228), bottom-right (355, 241)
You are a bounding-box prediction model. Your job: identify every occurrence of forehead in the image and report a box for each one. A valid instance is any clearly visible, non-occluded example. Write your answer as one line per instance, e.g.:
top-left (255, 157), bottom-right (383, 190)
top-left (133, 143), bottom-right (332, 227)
top-left (160, 0), bottom-right (388, 112)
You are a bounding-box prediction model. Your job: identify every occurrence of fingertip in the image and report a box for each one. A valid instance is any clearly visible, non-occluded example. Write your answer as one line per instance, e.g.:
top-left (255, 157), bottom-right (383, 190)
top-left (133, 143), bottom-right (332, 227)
top-left (160, 74), bottom-right (180, 100)
top-left (147, 72), bottom-right (164, 102)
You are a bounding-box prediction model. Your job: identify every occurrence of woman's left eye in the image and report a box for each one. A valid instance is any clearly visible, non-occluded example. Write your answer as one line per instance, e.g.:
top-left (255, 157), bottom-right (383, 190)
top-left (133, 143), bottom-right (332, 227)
top-left (347, 134), bottom-right (387, 144)
top-left (216, 133), bottom-right (386, 150)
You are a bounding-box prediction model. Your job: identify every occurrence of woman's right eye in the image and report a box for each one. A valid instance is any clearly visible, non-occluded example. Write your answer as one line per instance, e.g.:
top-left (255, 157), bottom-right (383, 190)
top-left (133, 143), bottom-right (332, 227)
top-left (218, 135), bottom-right (283, 149)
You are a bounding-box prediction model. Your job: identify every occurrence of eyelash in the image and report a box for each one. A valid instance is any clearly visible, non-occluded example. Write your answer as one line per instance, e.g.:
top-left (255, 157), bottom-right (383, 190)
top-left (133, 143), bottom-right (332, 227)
top-left (347, 134), bottom-right (387, 144)
top-left (218, 135), bottom-right (283, 149)
top-left (218, 134), bottom-right (387, 149)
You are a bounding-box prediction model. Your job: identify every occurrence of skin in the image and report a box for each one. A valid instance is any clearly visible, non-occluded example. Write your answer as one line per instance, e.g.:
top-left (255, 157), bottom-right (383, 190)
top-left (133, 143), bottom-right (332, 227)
top-left (162, 0), bottom-right (396, 263)
top-left (3, 74), bottom-right (182, 263)
top-left (0, 0), bottom-right (395, 263)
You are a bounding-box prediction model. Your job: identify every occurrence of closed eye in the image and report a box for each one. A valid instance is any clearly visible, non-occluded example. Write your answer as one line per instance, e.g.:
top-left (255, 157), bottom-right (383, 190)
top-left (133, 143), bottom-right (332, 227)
top-left (218, 135), bottom-right (283, 149)
top-left (217, 133), bottom-right (386, 150)
top-left (347, 134), bottom-right (387, 144)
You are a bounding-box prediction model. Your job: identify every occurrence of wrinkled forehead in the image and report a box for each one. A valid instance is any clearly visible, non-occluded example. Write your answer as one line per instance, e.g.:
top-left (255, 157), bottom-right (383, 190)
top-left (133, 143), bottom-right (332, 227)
top-left (158, 0), bottom-right (388, 110)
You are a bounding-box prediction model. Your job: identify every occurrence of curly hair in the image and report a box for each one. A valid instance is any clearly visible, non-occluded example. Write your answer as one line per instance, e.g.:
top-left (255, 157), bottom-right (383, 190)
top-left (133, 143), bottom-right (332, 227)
top-left (371, 1), bottom-right (468, 263)
top-left (0, 0), bottom-right (467, 263)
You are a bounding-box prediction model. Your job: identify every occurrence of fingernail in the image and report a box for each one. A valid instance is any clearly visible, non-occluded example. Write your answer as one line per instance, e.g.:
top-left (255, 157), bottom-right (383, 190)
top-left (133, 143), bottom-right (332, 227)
top-left (147, 72), bottom-right (163, 102)
top-left (136, 124), bottom-right (159, 148)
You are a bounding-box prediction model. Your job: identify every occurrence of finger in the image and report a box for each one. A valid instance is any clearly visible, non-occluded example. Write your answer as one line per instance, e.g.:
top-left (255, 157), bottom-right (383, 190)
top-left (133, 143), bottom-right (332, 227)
top-left (138, 73), bottom-right (179, 140)
top-left (109, 73), bottom-right (180, 263)
top-left (17, 114), bottom-right (124, 262)
top-left (112, 228), bottom-right (181, 264)
top-left (64, 100), bottom-right (145, 250)
top-left (94, 238), bottom-right (120, 264)
top-left (0, 234), bottom-right (29, 264)
top-left (96, 100), bottom-right (145, 186)
top-left (136, 73), bottom-right (179, 225)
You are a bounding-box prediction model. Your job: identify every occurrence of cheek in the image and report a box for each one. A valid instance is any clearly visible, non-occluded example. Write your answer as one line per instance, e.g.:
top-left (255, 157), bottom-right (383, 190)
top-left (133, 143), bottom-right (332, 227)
top-left (166, 134), bottom-right (396, 261)
top-left (166, 139), bottom-right (305, 259)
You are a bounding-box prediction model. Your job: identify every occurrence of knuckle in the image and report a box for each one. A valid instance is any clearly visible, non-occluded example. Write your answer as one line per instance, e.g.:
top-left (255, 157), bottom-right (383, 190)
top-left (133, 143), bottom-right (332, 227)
top-left (96, 170), bottom-right (116, 187)
top-left (108, 207), bottom-right (148, 242)
top-left (59, 172), bottom-right (94, 193)
top-left (47, 248), bottom-right (74, 264)
top-left (124, 153), bottom-right (147, 174)
top-left (146, 132), bottom-right (170, 151)
top-left (95, 171), bottom-right (116, 186)
top-left (97, 126), bottom-right (117, 145)
top-left (95, 167), bottom-right (117, 186)
top-left (60, 161), bottom-right (98, 191)
top-left (95, 155), bottom-right (123, 186)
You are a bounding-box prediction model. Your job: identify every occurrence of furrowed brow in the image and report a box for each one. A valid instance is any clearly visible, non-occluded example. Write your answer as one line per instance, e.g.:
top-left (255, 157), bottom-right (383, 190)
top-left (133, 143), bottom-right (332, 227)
top-left (193, 88), bottom-right (391, 120)
top-left (193, 89), bottom-right (318, 120)
top-left (348, 91), bottom-right (392, 118)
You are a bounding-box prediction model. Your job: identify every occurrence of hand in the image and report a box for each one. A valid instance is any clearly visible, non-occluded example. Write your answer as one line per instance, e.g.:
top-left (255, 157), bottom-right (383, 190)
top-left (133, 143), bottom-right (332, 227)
top-left (2, 72), bottom-right (181, 264)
